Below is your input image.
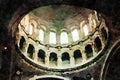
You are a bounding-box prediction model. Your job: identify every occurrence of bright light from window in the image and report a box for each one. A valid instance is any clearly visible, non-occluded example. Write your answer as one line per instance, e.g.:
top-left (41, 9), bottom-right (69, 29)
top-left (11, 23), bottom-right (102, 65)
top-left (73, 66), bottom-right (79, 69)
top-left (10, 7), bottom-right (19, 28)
top-left (60, 32), bottom-right (68, 44)
top-left (72, 29), bottom-right (79, 42)
top-left (83, 24), bottom-right (89, 36)
top-left (93, 19), bottom-right (96, 28)
top-left (25, 25), bottom-right (29, 33)
top-left (39, 29), bottom-right (44, 41)
top-left (29, 24), bottom-right (33, 35)
top-left (49, 32), bottom-right (56, 44)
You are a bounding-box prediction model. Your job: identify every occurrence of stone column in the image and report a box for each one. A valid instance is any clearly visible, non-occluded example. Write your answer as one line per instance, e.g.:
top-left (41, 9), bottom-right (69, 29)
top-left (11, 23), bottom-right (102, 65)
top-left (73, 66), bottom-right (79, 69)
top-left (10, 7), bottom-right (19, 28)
top-left (92, 42), bottom-right (97, 56)
top-left (70, 52), bottom-right (75, 66)
top-left (57, 54), bottom-right (62, 66)
top-left (45, 55), bottom-right (49, 66)
top-left (90, 38), bottom-right (98, 56)
top-left (81, 47), bottom-right (87, 63)
top-left (22, 42), bottom-right (29, 56)
top-left (33, 47), bottom-right (38, 62)
top-left (45, 51), bottom-right (50, 66)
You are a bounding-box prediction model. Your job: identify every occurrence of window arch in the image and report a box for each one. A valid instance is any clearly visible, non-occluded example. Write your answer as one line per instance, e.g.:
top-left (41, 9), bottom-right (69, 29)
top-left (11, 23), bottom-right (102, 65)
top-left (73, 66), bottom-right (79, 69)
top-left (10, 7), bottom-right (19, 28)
top-left (85, 44), bottom-right (93, 58)
top-left (49, 52), bottom-right (57, 61)
top-left (62, 52), bottom-right (70, 65)
top-left (19, 36), bottom-right (26, 50)
top-left (93, 19), bottom-right (97, 28)
top-left (60, 32), bottom-right (68, 44)
top-left (71, 29), bottom-right (79, 42)
top-left (49, 32), bottom-right (56, 44)
top-left (83, 24), bottom-right (89, 36)
top-left (49, 52), bottom-right (57, 66)
top-left (74, 50), bottom-right (82, 64)
top-left (95, 37), bottom-right (102, 51)
top-left (27, 44), bottom-right (34, 59)
top-left (39, 29), bottom-right (44, 42)
top-left (74, 50), bottom-right (82, 58)
top-left (38, 49), bottom-right (45, 63)
top-left (102, 27), bottom-right (107, 40)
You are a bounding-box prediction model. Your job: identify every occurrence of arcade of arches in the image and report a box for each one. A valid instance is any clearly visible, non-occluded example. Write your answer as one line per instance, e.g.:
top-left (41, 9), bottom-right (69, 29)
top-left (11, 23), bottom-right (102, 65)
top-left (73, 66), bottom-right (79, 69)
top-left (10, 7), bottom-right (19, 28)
top-left (0, 0), bottom-right (120, 80)
top-left (16, 6), bottom-right (108, 69)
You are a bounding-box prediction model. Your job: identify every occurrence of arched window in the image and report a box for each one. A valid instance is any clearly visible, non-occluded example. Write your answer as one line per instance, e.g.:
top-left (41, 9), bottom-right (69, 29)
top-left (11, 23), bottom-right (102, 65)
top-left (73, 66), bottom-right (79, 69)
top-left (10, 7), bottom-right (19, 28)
top-left (29, 24), bottom-right (33, 35)
top-left (27, 44), bottom-right (34, 59)
top-left (49, 52), bottom-right (57, 66)
top-left (74, 50), bottom-right (82, 64)
top-left (102, 27), bottom-right (107, 40)
top-left (85, 44), bottom-right (93, 58)
top-left (83, 24), bottom-right (89, 36)
top-left (62, 52), bottom-right (70, 64)
top-left (71, 29), bottom-right (79, 42)
top-left (60, 32), bottom-right (68, 44)
top-left (39, 29), bottom-right (44, 42)
top-left (49, 52), bottom-right (57, 61)
top-left (74, 50), bottom-right (82, 58)
top-left (95, 37), bottom-right (102, 51)
top-left (93, 19), bottom-right (96, 28)
top-left (19, 36), bottom-right (25, 50)
top-left (49, 32), bottom-right (56, 44)
top-left (38, 49), bottom-right (45, 63)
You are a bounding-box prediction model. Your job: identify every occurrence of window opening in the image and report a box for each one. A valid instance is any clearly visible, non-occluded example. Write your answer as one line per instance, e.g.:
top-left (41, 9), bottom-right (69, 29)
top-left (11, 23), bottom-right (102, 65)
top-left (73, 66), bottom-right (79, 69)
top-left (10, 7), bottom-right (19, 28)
top-left (38, 49), bottom-right (45, 63)
top-left (85, 44), bottom-right (93, 58)
top-left (93, 19), bottom-right (96, 28)
top-left (49, 32), bottom-right (56, 44)
top-left (102, 27), bottom-right (107, 40)
top-left (72, 29), bottom-right (79, 42)
top-left (74, 50), bottom-right (82, 64)
top-left (62, 52), bottom-right (70, 64)
top-left (49, 52), bottom-right (57, 61)
top-left (39, 29), bottom-right (44, 42)
top-left (29, 24), bottom-right (33, 35)
top-left (74, 50), bottom-right (82, 59)
top-left (95, 37), bottom-right (102, 51)
top-left (19, 36), bottom-right (25, 50)
top-left (60, 32), bottom-right (68, 44)
top-left (83, 24), bottom-right (89, 36)
top-left (27, 44), bottom-right (34, 58)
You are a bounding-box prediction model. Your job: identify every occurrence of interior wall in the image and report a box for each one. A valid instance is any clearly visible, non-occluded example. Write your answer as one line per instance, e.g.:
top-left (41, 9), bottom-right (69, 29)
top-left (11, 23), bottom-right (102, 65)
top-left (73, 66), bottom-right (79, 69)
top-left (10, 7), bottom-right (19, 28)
top-left (0, 0), bottom-right (119, 80)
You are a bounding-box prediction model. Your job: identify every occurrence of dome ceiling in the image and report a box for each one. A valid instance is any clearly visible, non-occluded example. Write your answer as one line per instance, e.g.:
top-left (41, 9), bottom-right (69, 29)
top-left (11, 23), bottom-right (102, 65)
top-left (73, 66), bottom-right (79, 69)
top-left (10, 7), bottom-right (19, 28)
top-left (29, 5), bottom-right (94, 31)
